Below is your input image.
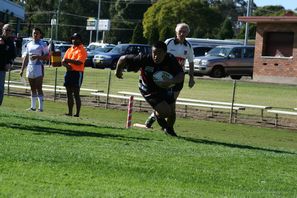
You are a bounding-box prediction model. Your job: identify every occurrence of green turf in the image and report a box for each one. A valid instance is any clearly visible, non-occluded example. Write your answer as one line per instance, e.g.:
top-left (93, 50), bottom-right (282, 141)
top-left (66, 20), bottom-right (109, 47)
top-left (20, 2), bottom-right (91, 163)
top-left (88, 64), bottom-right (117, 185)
top-left (8, 67), bottom-right (297, 109)
top-left (0, 96), bottom-right (297, 197)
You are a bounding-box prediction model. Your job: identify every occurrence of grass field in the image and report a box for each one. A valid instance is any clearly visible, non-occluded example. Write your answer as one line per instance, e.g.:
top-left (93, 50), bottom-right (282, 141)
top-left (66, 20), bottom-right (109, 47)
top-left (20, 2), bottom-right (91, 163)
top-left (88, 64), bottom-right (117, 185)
top-left (8, 66), bottom-right (297, 109)
top-left (1, 96), bottom-right (297, 197)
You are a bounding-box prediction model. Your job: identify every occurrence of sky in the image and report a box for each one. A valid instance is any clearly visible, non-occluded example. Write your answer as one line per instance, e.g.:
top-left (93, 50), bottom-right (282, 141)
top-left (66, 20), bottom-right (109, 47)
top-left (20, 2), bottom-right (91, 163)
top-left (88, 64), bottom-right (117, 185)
top-left (253, 0), bottom-right (297, 10)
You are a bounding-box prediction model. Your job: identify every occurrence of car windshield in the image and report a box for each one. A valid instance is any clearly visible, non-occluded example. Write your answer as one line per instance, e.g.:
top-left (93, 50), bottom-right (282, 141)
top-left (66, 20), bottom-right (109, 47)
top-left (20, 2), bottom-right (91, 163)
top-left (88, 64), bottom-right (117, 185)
top-left (207, 47), bottom-right (232, 57)
top-left (109, 45), bottom-right (128, 54)
top-left (87, 45), bottom-right (101, 51)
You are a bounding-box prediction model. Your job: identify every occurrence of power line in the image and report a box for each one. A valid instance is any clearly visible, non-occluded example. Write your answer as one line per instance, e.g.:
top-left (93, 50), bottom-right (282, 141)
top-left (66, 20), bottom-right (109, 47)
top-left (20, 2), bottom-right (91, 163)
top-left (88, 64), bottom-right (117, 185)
top-left (60, 12), bottom-right (89, 19)
top-left (89, 0), bottom-right (153, 4)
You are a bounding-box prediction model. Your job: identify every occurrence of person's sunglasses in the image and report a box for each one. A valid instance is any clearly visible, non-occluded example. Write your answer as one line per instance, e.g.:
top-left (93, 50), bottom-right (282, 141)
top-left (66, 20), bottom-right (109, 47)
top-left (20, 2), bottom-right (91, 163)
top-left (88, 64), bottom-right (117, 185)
top-left (4, 29), bottom-right (12, 32)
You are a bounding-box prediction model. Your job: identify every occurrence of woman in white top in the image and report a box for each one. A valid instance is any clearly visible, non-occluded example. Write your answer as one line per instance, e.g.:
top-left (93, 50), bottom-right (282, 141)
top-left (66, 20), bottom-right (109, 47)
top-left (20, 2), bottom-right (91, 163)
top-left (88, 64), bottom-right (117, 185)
top-left (20, 27), bottom-right (49, 112)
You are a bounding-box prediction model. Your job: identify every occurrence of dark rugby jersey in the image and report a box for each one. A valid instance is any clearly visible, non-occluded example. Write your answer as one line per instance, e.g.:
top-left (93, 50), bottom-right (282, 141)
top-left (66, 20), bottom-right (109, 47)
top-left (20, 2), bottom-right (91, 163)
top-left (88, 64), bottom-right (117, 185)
top-left (125, 53), bottom-right (183, 93)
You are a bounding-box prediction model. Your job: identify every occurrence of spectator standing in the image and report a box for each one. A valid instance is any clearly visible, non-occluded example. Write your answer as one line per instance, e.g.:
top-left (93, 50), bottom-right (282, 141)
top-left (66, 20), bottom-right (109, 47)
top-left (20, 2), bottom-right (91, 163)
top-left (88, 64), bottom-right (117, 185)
top-left (115, 41), bottom-right (184, 136)
top-left (20, 27), bottom-right (49, 112)
top-left (15, 33), bottom-right (23, 57)
top-left (145, 23), bottom-right (195, 128)
top-left (62, 33), bottom-right (87, 117)
top-left (0, 24), bottom-right (16, 106)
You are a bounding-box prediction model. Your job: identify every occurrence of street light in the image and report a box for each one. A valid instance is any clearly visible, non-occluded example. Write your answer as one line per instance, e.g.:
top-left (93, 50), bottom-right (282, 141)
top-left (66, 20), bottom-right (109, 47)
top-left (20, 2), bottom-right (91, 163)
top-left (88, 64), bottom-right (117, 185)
top-left (244, 0), bottom-right (252, 45)
top-left (51, 18), bottom-right (56, 41)
top-left (96, 0), bottom-right (101, 42)
top-left (56, 0), bottom-right (62, 40)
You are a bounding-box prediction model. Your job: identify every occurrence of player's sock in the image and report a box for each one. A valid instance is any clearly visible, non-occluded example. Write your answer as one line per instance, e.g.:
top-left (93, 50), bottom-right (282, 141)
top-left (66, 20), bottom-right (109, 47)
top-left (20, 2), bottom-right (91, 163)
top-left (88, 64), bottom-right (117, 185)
top-left (145, 112), bottom-right (156, 128)
top-left (31, 95), bottom-right (37, 110)
top-left (38, 95), bottom-right (43, 111)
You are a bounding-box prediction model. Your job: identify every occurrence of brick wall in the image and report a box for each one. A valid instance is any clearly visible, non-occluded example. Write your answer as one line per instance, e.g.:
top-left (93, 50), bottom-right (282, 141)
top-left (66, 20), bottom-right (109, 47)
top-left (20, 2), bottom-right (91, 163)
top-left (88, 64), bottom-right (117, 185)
top-left (253, 23), bottom-right (297, 84)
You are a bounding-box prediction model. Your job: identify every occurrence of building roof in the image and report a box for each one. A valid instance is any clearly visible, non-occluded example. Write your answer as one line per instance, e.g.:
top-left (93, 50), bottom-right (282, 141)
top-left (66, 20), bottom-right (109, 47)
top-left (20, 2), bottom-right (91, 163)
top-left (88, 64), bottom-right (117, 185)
top-left (0, 0), bottom-right (25, 20)
top-left (238, 16), bottom-right (297, 23)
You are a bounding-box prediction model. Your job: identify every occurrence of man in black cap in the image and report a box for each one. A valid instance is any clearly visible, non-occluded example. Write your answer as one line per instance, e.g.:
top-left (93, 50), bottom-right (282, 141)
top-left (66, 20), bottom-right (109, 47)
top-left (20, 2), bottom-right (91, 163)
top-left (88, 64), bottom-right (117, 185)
top-left (62, 33), bottom-right (87, 117)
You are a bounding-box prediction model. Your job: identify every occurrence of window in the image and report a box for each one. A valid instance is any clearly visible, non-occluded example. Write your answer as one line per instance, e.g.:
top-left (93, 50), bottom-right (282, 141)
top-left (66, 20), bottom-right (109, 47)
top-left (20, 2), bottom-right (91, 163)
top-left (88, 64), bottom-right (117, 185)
top-left (262, 32), bottom-right (294, 57)
top-left (193, 47), bottom-right (212, 57)
top-left (126, 46), bottom-right (141, 54)
top-left (243, 48), bottom-right (254, 58)
top-left (230, 48), bottom-right (242, 58)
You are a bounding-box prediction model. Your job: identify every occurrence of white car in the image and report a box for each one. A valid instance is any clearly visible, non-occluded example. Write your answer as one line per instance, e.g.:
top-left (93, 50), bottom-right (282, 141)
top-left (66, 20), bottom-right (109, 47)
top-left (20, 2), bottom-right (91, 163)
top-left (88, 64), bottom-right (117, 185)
top-left (184, 46), bottom-right (213, 73)
top-left (87, 42), bottom-right (115, 51)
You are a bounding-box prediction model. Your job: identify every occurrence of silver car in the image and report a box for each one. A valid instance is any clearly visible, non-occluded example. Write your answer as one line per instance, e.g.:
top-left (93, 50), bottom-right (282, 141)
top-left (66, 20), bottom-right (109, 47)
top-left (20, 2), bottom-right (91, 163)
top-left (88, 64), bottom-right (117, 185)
top-left (193, 45), bottom-right (254, 79)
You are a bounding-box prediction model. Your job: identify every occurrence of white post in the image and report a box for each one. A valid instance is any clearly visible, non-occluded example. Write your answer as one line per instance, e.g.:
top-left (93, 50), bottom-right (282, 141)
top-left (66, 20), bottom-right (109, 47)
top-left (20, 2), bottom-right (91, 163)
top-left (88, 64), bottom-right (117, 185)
top-left (89, 30), bottom-right (92, 44)
top-left (102, 31), bottom-right (105, 43)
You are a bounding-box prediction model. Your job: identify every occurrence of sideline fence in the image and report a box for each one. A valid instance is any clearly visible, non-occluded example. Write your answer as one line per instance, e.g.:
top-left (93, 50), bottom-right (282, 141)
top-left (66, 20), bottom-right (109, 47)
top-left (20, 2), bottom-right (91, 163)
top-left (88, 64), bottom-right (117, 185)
top-left (4, 65), bottom-right (297, 128)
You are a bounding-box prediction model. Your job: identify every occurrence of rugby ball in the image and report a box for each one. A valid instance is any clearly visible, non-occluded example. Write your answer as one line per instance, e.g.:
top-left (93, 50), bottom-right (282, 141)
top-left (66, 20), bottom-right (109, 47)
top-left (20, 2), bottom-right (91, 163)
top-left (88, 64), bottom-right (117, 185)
top-left (153, 71), bottom-right (175, 88)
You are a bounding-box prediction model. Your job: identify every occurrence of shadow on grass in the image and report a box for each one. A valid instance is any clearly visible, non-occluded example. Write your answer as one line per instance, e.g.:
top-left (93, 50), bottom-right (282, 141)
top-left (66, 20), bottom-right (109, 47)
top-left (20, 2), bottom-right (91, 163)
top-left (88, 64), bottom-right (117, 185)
top-left (2, 122), bottom-right (151, 142)
top-left (180, 136), bottom-right (296, 155)
top-left (0, 113), bottom-right (103, 128)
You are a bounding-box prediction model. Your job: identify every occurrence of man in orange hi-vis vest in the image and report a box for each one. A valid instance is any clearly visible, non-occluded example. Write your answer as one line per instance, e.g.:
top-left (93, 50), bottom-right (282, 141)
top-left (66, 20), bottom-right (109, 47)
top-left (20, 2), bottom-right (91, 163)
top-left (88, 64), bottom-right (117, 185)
top-left (62, 33), bottom-right (87, 117)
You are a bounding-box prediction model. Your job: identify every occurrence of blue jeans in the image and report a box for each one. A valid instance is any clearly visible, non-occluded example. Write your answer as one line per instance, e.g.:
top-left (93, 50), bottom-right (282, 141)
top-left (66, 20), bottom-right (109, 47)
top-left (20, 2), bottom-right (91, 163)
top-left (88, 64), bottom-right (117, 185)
top-left (0, 71), bottom-right (6, 106)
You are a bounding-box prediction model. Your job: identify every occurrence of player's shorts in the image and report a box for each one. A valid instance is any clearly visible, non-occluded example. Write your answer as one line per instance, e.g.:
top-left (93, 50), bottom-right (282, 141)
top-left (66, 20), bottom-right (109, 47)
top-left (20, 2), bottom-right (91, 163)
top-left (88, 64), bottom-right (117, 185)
top-left (64, 71), bottom-right (84, 88)
top-left (26, 64), bottom-right (44, 79)
top-left (140, 88), bottom-right (175, 108)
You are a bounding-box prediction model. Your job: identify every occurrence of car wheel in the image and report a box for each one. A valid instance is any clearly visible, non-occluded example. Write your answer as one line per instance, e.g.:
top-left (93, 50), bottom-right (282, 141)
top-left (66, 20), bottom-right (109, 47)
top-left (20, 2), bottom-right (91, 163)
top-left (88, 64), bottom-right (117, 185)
top-left (230, 75), bottom-right (242, 80)
top-left (211, 66), bottom-right (225, 78)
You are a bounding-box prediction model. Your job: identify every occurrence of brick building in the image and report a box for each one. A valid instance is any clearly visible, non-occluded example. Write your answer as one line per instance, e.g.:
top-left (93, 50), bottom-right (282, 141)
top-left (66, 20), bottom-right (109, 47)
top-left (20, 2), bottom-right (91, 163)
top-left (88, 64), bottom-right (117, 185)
top-left (238, 15), bottom-right (297, 84)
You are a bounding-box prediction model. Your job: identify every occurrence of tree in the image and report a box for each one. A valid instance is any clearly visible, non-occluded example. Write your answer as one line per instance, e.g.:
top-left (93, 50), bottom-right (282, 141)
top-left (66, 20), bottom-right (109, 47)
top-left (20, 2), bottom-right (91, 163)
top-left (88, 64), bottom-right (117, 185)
top-left (20, 0), bottom-right (111, 43)
top-left (131, 22), bottom-right (147, 44)
top-left (217, 17), bottom-right (234, 39)
top-left (106, 0), bottom-right (151, 44)
top-left (143, 0), bottom-right (223, 43)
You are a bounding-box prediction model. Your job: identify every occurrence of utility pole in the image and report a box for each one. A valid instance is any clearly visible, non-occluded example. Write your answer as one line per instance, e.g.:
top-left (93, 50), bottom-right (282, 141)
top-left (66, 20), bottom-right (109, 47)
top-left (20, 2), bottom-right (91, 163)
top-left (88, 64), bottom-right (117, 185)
top-left (96, 0), bottom-right (101, 42)
top-left (56, 0), bottom-right (62, 40)
top-left (244, 0), bottom-right (252, 45)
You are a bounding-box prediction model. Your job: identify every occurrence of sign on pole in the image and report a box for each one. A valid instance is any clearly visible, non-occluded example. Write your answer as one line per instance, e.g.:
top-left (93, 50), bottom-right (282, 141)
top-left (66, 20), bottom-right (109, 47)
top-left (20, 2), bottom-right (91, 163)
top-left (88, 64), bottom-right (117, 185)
top-left (98, 19), bottom-right (111, 31)
top-left (86, 18), bottom-right (97, 30)
top-left (51, 19), bottom-right (57, 26)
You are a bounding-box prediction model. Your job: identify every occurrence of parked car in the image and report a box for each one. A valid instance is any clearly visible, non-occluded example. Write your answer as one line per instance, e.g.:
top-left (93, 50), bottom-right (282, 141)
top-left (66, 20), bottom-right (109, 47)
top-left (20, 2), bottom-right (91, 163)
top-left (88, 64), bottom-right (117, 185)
top-left (184, 39), bottom-right (243, 73)
top-left (85, 44), bottom-right (115, 67)
top-left (184, 46), bottom-right (213, 74)
top-left (92, 44), bottom-right (151, 69)
top-left (54, 43), bottom-right (72, 58)
top-left (191, 45), bottom-right (255, 79)
top-left (87, 42), bottom-right (114, 51)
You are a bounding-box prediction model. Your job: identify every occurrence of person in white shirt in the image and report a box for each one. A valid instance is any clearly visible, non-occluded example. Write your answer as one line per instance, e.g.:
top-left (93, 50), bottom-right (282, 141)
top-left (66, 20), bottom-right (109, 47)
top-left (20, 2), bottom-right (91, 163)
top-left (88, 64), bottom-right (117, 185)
top-left (165, 23), bottom-right (195, 90)
top-left (20, 27), bottom-right (49, 112)
top-left (145, 23), bottom-right (195, 129)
